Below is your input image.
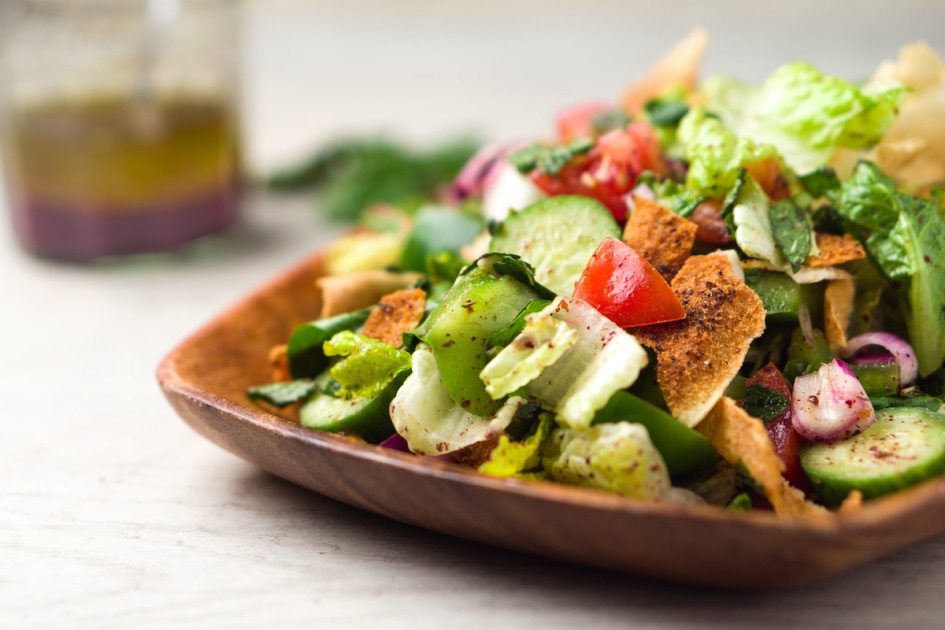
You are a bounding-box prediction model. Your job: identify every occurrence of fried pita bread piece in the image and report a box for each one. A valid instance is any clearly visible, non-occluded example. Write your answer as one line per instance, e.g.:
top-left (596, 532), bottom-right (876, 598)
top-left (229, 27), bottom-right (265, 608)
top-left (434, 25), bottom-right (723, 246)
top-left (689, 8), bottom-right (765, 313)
top-left (622, 29), bottom-right (709, 115)
top-left (824, 278), bottom-right (855, 355)
top-left (317, 270), bottom-right (422, 318)
top-left (805, 233), bottom-right (866, 268)
top-left (361, 288), bottom-right (427, 348)
top-left (698, 397), bottom-right (828, 518)
top-left (623, 197), bottom-right (698, 282)
top-left (636, 252), bottom-right (766, 427)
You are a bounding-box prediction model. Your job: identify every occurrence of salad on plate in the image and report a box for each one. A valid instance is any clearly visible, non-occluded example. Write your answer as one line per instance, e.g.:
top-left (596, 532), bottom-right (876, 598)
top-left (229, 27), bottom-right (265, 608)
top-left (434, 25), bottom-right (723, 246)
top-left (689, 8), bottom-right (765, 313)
top-left (250, 31), bottom-right (945, 518)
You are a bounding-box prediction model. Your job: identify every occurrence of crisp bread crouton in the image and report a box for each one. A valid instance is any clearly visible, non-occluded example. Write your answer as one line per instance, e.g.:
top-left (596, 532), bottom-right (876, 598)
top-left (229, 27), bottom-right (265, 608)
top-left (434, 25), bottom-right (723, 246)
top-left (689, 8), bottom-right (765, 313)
top-left (636, 252), bottom-right (766, 427)
top-left (824, 279), bottom-right (855, 355)
top-left (623, 197), bottom-right (698, 282)
top-left (622, 29), bottom-right (709, 115)
top-left (361, 288), bottom-right (427, 348)
top-left (698, 397), bottom-right (828, 518)
top-left (805, 233), bottom-right (866, 268)
top-left (317, 270), bottom-right (422, 318)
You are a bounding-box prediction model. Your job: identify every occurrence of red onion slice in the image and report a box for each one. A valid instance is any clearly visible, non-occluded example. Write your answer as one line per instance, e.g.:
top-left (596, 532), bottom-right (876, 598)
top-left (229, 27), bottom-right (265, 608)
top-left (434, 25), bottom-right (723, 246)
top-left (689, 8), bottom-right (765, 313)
top-left (792, 358), bottom-right (876, 443)
top-left (446, 143), bottom-right (508, 204)
top-left (842, 331), bottom-right (918, 386)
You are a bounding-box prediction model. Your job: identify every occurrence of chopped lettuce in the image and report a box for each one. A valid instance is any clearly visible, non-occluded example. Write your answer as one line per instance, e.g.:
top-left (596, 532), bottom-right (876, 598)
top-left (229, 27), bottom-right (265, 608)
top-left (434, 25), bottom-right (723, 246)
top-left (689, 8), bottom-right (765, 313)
top-left (730, 174), bottom-right (785, 266)
top-left (480, 306), bottom-right (579, 399)
top-left (541, 422), bottom-right (672, 500)
top-left (677, 106), bottom-right (778, 198)
top-left (478, 414), bottom-right (554, 478)
top-left (835, 162), bottom-right (945, 375)
top-left (389, 344), bottom-right (523, 455)
top-left (482, 297), bottom-right (649, 430)
top-left (323, 331), bottom-right (412, 399)
top-left (745, 62), bottom-right (903, 174)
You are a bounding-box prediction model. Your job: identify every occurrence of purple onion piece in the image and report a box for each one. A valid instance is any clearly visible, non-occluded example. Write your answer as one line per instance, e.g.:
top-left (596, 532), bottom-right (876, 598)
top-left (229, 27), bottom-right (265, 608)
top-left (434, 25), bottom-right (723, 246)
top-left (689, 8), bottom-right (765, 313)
top-left (843, 331), bottom-right (918, 386)
top-left (379, 432), bottom-right (457, 463)
top-left (445, 143), bottom-right (508, 204)
top-left (791, 358), bottom-right (876, 443)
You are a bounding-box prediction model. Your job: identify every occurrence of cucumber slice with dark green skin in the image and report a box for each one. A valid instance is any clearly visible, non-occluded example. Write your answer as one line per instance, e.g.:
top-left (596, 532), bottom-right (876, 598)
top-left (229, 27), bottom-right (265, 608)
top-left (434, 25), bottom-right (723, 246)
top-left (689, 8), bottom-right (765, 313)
top-left (799, 407), bottom-right (945, 507)
top-left (871, 395), bottom-right (944, 413)
top-left (299, 370), bottom-right (409, 444)
top-left (488, 195), bottom-right (621, 296)
top-left (415, 265), bottom-right (538, 417)
top-left (593, 391), bottom-right (719, 479)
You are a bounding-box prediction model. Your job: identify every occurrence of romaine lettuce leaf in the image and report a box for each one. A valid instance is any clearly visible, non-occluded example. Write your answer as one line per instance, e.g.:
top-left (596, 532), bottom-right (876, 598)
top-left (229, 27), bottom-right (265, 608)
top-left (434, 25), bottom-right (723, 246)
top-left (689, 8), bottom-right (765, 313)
top-left (483, 297), bottom-right (649, 430)
top-left (541, 422), bottom-right (671, 500)
top-left (390, 344), bottom-right (523, 455)
top-left (745, 62), bottom-right (903, 174)
top-left (478, 414), bottom-right (554, 478)
top-left (323, 331), bottom-right (411, 399)
top-left (836, 162), bottom-right (945, 376)
top-left (677, 106), bottom-right (778, 198)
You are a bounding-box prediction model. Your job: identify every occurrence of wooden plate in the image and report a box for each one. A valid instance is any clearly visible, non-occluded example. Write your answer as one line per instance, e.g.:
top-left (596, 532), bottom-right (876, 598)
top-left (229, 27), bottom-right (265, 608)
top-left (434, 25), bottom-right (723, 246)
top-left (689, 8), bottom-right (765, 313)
top-left (157, 251), bottom-right (945, 589)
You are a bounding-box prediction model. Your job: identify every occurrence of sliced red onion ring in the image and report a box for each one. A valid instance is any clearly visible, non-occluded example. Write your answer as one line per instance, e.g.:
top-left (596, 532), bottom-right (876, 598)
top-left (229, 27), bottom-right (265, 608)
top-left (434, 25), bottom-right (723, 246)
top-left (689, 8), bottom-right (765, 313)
top-left (445, 143), bottom-right (509, 204)
top-left (842, 331), bottom-right (918, 386)
top-left (792, 358), bottom-right (876, 443)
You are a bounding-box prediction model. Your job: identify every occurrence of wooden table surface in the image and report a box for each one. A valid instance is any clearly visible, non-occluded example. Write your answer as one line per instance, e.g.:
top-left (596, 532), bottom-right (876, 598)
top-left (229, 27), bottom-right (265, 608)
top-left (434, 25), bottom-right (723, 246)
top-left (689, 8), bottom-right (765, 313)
top-left (4, 1), bottom-right (945, 627)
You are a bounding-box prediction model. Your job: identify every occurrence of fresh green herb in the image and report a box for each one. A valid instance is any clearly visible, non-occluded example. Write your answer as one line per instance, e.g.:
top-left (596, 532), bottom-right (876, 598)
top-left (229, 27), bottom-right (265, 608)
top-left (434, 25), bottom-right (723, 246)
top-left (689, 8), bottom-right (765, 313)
top-left (508, 138), bottom-right (594, 176)
top-left (726, 492), bottom-right (753, 512)
top-left (644, 98), bottom-right (690, 127)
top-left (798, 166), bottom-right (841, 198)
top-left (267, 137), bottom-right (479, 222)
top-left (836, 162), bottom-right (945, 375)
top-left (634, 172), bottom-right (705, 218)
top-left (742, 383), bottom-right (790, 423)
top-left (591, 109), bottom-right (631, 135)
top-left (769, 199), bottom-right (813, 272)
top-left (247, 379), bottom-right (320, 407)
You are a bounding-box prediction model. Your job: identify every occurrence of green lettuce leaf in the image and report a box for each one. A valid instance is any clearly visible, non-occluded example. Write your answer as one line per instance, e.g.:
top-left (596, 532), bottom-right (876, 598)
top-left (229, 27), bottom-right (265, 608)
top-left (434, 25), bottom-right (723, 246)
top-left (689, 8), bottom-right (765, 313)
top-left (323, 331), bottom-right (412, 399)
top-left (541, 422), bottom-right (672, 500)
top-left (745, 62), bottom-right (902, 174)
top-left (836, 162), bottom-right (945, 375)
top-left (478, 414), bottom-right (554, 478)
top-left (677, 106), bottom-right (778, 198)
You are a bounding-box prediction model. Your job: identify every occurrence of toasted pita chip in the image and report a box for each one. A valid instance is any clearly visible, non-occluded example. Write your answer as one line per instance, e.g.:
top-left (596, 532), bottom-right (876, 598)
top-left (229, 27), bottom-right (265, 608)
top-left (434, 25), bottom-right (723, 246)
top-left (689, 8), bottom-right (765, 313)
top-left (824, 279), bottom-right (855, 355)
top-left (622, 29), bottom-right (709, 115)
top-left (268, 344), bottom-right (292, 383)
top-left (361, 288), bottom-right (427, 348)
top-left (805, 233), bottom-right (866, 268)
top-left (317, 270), bottom-right (423, 318)
top-left (838, 489), bottom-right (864, 514)
top-left (698, 397), bottom-right (829, 518)
top-left (623, 197), bottom-right (698, 282)
top-left (636, 253), bottom-right (766, 427)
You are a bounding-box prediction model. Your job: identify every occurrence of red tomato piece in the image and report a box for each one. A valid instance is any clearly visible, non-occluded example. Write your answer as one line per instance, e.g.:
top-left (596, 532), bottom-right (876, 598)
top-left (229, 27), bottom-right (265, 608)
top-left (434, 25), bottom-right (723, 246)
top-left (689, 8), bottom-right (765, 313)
top-left (531, 122), bottom-right (669, 222)
top-left (556, 102), bottom-right (611, 143)
top-left (744, 158), bottom-right (791, 201)
top-left (572, 237), bottom-right (686, 328)
top-left (744, 363), bottom-right (810, 492)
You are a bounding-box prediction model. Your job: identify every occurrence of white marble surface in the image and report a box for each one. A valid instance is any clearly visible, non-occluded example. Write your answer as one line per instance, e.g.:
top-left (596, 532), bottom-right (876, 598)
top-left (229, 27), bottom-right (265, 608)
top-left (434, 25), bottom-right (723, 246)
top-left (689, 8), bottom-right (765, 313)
top-left (4, 1), bottom-right (945, 628)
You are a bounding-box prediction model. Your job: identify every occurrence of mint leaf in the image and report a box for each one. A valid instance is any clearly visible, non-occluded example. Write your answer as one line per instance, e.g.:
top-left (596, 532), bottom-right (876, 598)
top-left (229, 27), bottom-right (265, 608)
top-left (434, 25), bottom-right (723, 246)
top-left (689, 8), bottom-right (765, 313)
top-left (742, 383), bottom-right (790, 423)
top-left (769, 199), bottom-right (813, 272)
top-left (591, 109), bottom-right (631, 135)
top-left (508, 138), bottom-right (594, 176)
top-left (247, 379), bottom-right (320, 407)
top-left (644, 98), bottom-right (690, 127)
top-left (798, 166), bottom-right (841, 198)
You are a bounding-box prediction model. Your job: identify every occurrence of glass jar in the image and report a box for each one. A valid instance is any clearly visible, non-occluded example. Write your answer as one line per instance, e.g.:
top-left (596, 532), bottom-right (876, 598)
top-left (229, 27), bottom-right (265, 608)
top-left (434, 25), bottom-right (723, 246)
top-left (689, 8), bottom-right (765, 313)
top-left (0, 0), bottom-right (242, 262)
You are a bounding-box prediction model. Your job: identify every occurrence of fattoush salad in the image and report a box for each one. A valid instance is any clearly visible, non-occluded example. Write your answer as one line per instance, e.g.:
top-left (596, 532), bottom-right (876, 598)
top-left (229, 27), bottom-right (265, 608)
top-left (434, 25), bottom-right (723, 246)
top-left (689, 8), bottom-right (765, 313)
top-left (251, 32), bottom-right (945, 517)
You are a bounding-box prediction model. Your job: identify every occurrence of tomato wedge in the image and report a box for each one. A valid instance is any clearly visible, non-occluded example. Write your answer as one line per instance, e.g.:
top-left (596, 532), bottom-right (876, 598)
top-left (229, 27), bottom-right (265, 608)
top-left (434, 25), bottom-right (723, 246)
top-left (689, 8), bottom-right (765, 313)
top-left (744, 362), bottom-right (810, 492)
top-left (556, 102), bottom-right (611, 143)
top-left (573, 237), bottom-right (686, 328)
top-left (530, 122), bottom-right (668, 222)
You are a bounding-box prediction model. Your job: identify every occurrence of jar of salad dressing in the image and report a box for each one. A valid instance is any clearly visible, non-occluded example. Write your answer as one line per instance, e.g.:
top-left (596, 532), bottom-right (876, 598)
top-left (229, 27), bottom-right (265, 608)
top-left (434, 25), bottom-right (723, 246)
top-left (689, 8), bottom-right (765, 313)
top-left (0, 0), bottom-right (242, 262)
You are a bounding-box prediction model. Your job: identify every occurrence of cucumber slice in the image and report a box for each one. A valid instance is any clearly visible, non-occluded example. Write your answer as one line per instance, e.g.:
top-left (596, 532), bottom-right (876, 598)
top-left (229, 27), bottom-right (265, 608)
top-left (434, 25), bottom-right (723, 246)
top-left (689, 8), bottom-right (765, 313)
top-left (799, 407), bottom-right (945, 506)
top-left (300, 370), bottom-right (409, 443)
top-left (743, 269), bottom-right (824, 324)
top-left (488, 195), bottom-right (621, 296)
